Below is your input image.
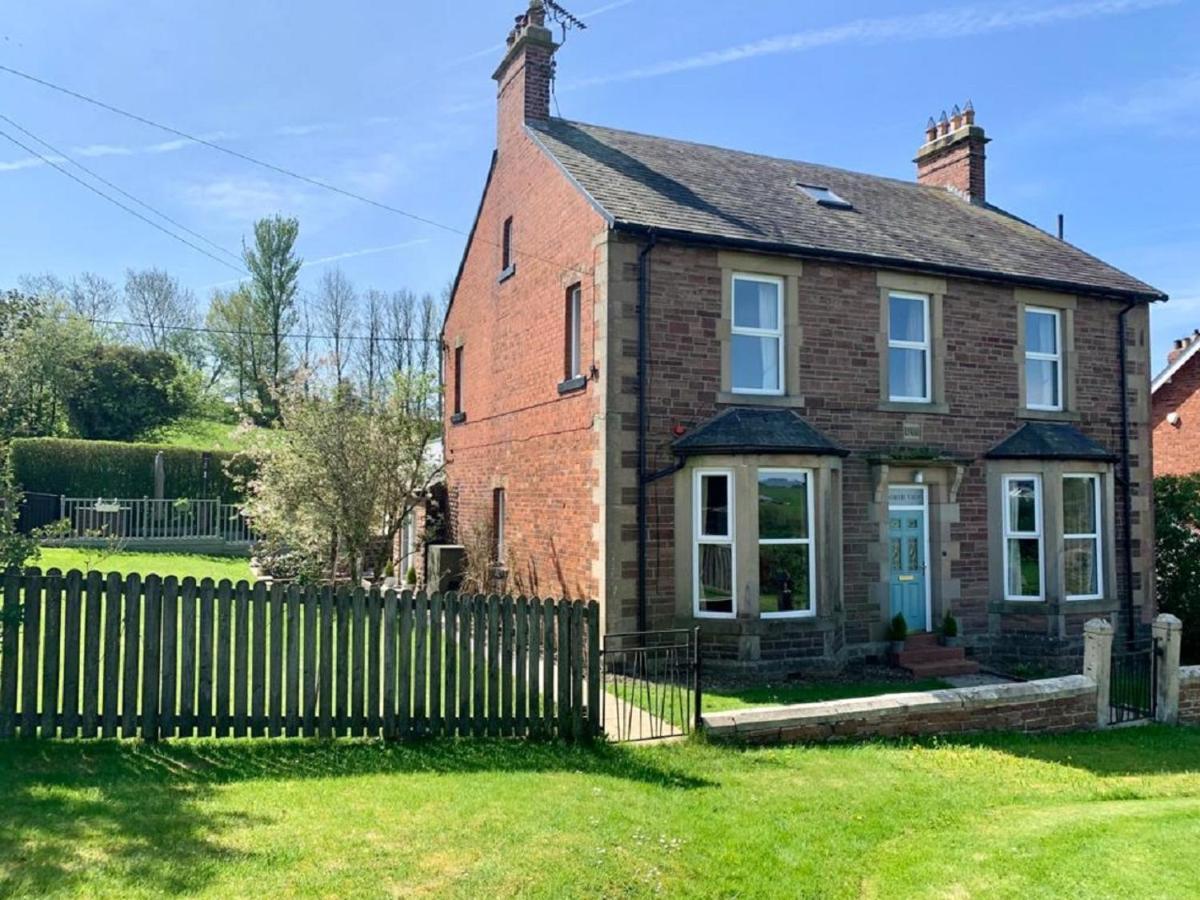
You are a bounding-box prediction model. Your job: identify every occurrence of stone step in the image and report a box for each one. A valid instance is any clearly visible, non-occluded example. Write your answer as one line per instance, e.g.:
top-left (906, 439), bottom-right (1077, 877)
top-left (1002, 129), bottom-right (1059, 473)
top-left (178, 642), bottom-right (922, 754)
top-left (896, 645), bottom-right (966, 668)
top-left (904, 658), bottom-right (981, 678)
top-left (902, 632), bottom-right (940, 649)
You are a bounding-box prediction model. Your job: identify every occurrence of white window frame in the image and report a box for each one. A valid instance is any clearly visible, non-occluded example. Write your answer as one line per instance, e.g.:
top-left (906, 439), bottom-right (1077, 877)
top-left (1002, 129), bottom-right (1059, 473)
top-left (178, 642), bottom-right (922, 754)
top-left (1063, 473), bottom-right (1104, 601)
top-left (730, 272), bottom-right (785, 396)
top-left (693, 468), bottom-right (736, 619)
top-left (566, 284), bottom-right (582, 379)
top-left (1003, 474), bottom-right (1044, 601)
top-left (887, 291), bottom-right (932, 403)
top-left (758, 468), bottom-right (816, 620)
top-left (1025, 307), bottom-right (1063, 412)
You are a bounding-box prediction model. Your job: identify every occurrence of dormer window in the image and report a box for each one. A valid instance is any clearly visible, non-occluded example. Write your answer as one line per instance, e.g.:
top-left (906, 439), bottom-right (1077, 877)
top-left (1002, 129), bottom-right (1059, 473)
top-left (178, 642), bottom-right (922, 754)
top-left (798, 183), bottom-right (852, 209)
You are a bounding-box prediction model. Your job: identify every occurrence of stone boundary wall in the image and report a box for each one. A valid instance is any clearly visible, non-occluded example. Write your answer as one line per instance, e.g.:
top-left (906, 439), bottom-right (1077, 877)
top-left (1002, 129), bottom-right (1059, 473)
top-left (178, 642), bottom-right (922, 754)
top-left (1180, 667), bottom-right (1200, 725)
top-left (703, 676), bottom-right (1097, 744)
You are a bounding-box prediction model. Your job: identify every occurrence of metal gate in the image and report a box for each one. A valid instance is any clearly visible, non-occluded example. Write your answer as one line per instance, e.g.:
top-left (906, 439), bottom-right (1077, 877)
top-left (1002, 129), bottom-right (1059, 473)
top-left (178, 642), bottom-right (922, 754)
top-left (601, 629), bottom-right (700, 742)
top-left (1110, 638), bottom-right (1159, 725)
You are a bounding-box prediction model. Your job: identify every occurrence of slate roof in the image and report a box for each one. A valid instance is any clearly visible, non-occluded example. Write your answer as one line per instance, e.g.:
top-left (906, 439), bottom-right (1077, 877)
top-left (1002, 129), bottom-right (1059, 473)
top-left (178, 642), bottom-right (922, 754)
top-left (672, 407), bottom-right (848, 457)
top-left (985, 422), bottom-right (1118, 462)
top-left (527, 119), bottom-right (1165, 302)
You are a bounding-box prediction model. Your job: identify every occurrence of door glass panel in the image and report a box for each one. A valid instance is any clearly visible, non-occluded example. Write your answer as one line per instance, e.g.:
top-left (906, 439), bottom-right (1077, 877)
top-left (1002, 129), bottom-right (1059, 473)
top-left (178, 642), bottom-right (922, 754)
top-left (758, 544), bottom-right (811, 614)
top-left (907, 537), bottom-right (919, 570)
top-left (698, 544), bottom-right (733, 614)
top-left (758, 471), bottom-right (808, 539)
top-left (890, 538), bottom-right (901, 569)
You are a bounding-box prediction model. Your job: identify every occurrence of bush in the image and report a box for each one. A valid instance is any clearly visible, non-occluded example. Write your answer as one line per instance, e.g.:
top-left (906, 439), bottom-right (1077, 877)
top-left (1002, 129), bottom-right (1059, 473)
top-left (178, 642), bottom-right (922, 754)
top-left (941, 612), bottom-right (958, 638)
top-left (887, 613), bottom-right (908, 643)
top-left (8, 437), bottom-right (252, 502)
top-left (1156, 474), bottom-right (1200, 664)
top-left (65, 345), bottom-right (197, 441)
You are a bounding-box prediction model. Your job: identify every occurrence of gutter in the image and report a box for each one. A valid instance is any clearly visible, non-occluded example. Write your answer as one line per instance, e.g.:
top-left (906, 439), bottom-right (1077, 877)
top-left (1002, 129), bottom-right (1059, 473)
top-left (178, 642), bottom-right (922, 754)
top-left (611, 221), bottom-right (1166, 306)
top-left (635, 232), bottom-right (657, 634)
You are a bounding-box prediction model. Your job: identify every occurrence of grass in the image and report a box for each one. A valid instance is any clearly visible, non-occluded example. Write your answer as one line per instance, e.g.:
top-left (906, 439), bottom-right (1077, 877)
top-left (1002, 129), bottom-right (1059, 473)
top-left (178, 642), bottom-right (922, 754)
top-left (33, 548), bottom-right (252, 583)
top-left (1, 728), bottom-right (1198, 897)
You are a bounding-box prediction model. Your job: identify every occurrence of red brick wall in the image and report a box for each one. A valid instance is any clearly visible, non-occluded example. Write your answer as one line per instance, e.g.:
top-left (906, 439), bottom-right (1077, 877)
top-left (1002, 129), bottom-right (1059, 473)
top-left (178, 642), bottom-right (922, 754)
top-left (442, 63), bottom-right (607, 601)
top-left (607, 238), bottom-right (1153, 653)
top-left (1152, 354), bottom-right (1200, 475)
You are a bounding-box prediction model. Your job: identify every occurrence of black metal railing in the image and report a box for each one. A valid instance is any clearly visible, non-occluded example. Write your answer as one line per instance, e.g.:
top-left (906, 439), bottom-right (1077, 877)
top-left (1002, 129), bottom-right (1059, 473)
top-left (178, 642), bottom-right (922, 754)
top-left (1110, 638), bottom-right (1158, 725)
top-left (601, 628), bottom-right (700, 742)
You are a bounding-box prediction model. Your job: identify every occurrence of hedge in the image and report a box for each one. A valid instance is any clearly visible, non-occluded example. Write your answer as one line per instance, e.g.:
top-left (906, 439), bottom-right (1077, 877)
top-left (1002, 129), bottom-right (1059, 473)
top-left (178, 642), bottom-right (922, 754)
top-left (8, 437), bottom-right (252, 503)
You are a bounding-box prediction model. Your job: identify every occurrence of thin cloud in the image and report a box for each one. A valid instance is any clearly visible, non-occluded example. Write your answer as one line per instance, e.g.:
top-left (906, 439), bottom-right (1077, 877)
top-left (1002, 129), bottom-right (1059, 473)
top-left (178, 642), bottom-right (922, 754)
top-left (1073, 70), bottom-right (1200, 133)
top-left (205, 238), bottom-right (431, 289)
top-left (565, 0), bottom-right (1180, 89)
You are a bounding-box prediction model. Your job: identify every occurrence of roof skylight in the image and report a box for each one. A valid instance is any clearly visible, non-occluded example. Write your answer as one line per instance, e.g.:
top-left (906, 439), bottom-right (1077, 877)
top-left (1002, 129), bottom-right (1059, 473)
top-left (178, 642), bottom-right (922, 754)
top-left (798, 183), bottom-right (853, 209)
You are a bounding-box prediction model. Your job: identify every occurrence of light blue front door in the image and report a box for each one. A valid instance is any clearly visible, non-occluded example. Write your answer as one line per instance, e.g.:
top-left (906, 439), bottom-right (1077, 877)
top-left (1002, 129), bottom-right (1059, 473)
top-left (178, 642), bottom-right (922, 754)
top-left (888, 489), bottom-right (928, 632)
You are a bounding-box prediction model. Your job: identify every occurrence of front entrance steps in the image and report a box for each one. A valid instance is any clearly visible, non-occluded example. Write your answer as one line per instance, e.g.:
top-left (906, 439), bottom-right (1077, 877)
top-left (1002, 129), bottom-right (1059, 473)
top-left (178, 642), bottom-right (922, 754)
top-left (895, 632), bottom-right (980, 678)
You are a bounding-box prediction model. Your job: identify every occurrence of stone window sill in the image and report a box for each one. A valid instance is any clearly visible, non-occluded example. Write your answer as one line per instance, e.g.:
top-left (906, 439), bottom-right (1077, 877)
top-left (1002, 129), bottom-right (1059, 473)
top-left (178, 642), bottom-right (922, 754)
top-left (878, 400), bottom-right (950, 415)
top-left (557, 375), bottom-right (587, 395)
top-left (1017, 407), bottom-right (1081, 423)
top-left (450, 412), bottom-right (467, 426)
top-left (988, 597), bottom-right (1117, 615)
top-left (680, 615), bottom-right (833, 635)
top-left (716, 391), bottom-right (805, 409)
top-left (496, 263), bottom-right (517, 285)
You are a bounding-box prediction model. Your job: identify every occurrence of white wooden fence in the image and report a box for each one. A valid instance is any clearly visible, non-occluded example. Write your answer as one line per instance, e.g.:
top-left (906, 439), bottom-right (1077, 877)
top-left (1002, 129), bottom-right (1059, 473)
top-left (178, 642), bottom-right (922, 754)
top-left (58, 498), bottom-right (255, 545)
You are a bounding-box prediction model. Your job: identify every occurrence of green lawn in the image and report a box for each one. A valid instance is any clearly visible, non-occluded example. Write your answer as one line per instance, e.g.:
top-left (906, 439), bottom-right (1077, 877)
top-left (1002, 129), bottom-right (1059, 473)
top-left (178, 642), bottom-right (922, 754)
top-left (34, 548), bottom-right (253, 583)
top-left (1, 728), bottom-right (1198, 897)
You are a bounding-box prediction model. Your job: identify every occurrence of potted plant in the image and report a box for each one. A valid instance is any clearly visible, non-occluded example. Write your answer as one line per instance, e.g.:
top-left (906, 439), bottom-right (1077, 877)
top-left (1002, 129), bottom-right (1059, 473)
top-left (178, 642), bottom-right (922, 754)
top-left (886, 613), bottom-right (908, 655)
top-left (382, 561), bottom-right (398, 588)
top-left (405, 564), bottom-right (418, 587)
top-left (940, 611), bottom-right (960, 648)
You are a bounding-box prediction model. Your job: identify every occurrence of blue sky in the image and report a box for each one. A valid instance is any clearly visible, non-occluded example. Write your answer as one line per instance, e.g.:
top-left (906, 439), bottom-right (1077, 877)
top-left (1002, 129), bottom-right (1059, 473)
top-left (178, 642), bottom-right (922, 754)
top-left (1, 0), bottom-right (1196, 371)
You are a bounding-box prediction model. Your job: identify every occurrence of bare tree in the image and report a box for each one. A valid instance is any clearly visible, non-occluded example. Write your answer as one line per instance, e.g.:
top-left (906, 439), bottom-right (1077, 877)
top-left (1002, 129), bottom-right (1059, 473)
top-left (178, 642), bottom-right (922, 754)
top-left (315, 267), bottom-right (358, 384)
top-left (361, 288), bottom-right (386, 403)
top-left (386, 288), bottom-right (416, 376)
top-left (123, 267), bottom-right (198, 354)
top-left (68, 272), bottom-right (120, 325)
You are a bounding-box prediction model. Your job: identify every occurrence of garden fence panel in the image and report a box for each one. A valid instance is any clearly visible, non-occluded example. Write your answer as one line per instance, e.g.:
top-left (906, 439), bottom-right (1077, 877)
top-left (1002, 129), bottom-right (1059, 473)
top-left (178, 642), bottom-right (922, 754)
top-left (0, 568), bottom-right (600, 742)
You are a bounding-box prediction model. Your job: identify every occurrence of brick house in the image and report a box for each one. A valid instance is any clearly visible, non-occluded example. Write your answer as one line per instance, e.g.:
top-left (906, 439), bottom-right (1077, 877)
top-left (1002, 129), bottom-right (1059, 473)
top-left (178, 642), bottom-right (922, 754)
top-left (1152, 330), bottom-right (1200, 476)
top-left (442, 1), bottom-right (1166, 672)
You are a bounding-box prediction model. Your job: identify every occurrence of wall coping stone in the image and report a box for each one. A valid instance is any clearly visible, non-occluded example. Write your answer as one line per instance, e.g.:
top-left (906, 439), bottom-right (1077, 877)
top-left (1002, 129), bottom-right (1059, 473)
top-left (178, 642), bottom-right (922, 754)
top-left (1181, 666), bottom-right (1200, 684)
top-left (703, 675), bottom-right (1095, 738)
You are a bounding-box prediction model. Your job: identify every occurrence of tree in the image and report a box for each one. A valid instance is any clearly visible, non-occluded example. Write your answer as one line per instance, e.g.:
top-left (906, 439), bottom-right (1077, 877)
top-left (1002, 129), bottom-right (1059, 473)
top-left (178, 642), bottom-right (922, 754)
top-left (243, 215), bottom-right (301, 422)
top-left (0, 445), bottom-right (37, 573)
top-left (1156, 474), bottom-right (1200, 664)
top-left (315, 267), bottom-right (357, 385)
top-left (0, 291), bottom-right (97, 439)
top-left (68, 272), bottom-right (120, 326)
top-left (239, 372), bottom-right (441, 581)
top-left (361, 289), bottom-right (386, 402)
top-left (124, 267), bottom-right (198, 355)
top-left (64, 345), bottom-right (197, 440)
top-left (206, 286), bottom-right (269, 407)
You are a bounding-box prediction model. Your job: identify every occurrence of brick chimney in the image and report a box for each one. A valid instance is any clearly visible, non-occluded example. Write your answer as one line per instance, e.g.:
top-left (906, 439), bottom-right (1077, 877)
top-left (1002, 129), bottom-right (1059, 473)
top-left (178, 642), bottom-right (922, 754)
top-left (1168, 330), bottom-right (1200, 366)
top-left (915, 101), bottom-right (989, 203)
top-left (493, 1), bottom-right (559, 145)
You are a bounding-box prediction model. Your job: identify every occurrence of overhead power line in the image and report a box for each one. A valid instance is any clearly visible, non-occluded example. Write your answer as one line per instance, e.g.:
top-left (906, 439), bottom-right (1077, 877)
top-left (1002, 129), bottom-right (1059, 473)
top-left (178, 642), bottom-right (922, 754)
top-left (0, 126), bottom-right (246, 274)
top-left (65, 314), bottom-right (440, 344)
top-left (0, 111), bottom-right (245, 267)
top-left (0, 63), bottom-right (594, 281)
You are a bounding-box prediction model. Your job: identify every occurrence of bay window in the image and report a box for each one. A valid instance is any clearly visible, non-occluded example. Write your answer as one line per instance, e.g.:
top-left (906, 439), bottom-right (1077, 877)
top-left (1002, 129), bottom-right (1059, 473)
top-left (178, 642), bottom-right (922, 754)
top-left (693, 470), bottom-right (735, 617)
top-left (1063, 474), bottom-right (1102, 600)
top-left (758, 469), bottom-right (815, 617)
top-left (1003, 475), bottom-right (1043, 600)
top-left (730, 273), bottom-right (784, 395)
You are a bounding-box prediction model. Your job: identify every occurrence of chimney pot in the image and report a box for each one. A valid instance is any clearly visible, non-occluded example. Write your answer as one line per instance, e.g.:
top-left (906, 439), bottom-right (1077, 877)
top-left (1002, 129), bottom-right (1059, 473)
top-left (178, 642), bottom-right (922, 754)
top-left (916, 101), bottom-right (989, 203)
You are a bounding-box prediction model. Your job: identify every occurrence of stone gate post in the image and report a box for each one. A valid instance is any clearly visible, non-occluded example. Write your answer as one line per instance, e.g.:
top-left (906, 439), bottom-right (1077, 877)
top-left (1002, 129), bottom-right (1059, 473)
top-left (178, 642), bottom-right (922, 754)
top-left (1153, 613), bottom-right (1183, 724)
top-left (1082, 618), bottom-right (1114, 729)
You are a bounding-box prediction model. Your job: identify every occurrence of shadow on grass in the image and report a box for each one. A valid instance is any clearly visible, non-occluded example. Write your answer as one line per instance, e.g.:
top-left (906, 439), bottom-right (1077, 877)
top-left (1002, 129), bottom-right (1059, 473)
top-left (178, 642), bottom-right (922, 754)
top-left (0, 737), bottom-right (711, 896)
top-left (910, 724), bottom-right (1200, 776)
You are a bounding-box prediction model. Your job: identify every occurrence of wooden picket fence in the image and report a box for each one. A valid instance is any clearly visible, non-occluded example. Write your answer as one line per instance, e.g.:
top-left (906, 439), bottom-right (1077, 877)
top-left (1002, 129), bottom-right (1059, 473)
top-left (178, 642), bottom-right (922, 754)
top-left (0, 568), bottom-right (601, 742)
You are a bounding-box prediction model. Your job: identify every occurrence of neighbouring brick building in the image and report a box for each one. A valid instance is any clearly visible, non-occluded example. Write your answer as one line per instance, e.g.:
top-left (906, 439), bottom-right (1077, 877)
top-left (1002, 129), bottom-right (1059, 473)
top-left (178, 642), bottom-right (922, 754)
top-left (1152, 330), bottom-right (1200, 476)
top-left (442, 1), bottom-right (1166, 673)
